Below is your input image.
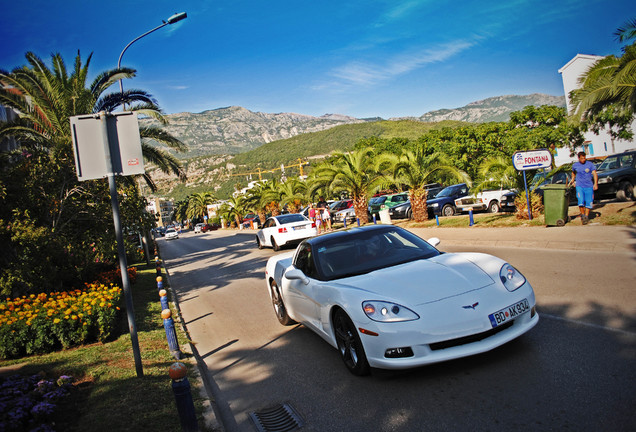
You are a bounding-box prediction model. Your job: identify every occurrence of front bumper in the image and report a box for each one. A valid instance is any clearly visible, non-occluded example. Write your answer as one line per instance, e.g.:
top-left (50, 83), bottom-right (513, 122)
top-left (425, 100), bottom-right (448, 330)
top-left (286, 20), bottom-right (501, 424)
top-left (354, 285), bottom-right (538, 370)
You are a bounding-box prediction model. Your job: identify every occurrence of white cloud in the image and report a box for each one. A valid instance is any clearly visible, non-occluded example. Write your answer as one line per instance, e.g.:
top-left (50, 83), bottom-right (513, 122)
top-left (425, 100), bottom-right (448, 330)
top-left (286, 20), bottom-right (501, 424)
top-left (328, 39), bottom-right (476, 87)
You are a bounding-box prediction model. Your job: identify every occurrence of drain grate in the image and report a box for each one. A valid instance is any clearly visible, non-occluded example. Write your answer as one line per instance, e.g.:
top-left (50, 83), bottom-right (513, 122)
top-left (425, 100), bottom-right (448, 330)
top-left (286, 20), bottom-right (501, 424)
top-left (249, 402), bottom-right (305, 432)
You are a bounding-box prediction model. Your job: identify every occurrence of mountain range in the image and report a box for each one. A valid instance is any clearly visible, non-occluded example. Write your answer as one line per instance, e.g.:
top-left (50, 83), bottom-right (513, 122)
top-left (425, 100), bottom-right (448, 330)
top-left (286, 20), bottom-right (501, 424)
top-left (141, 93), bottom-right (565, 158)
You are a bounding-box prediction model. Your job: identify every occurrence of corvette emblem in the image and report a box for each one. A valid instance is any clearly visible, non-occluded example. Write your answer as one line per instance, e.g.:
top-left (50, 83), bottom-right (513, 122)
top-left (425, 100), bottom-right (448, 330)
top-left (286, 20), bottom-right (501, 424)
top-left (462, 302), bottom-right (479, 310)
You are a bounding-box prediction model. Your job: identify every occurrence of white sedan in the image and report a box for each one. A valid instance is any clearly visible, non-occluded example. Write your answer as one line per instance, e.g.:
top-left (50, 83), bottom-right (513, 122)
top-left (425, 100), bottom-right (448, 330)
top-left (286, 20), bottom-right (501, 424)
top-left (165, 227), bottom-right (179, 240)
top-left (256, 214), bottom-right (317, 251)
top-left (194, 223), bottom-right (205, 233)
top-left (265, 225), bottom-right (538, 375)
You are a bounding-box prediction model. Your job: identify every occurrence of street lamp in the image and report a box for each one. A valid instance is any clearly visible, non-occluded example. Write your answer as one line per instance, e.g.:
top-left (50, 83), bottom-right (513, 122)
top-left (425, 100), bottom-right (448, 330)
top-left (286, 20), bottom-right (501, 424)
top-left (117, 12), bottom-right (188, 95)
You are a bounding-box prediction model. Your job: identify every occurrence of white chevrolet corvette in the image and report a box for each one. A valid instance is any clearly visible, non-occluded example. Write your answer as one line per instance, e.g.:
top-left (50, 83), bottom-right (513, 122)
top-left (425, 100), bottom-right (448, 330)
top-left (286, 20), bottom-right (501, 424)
top-left (265, 225), bottom-right (538, 375)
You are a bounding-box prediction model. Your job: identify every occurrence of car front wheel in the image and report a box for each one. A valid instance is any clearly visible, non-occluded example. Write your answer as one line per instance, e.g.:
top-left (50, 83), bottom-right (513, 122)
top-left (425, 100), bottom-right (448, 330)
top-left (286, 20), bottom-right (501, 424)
top-left (616, 181), bottom-right (634, 201)
top-left (488, 201), bottom-right (500, 213)
top-left (256, 237), bottom-right (263, 249)
top-left (270, 280), bottom-right (295, 326)
top-left (442, 204), bottom-right (455, 217)
top-left (333, 309), bottom-right (370, 376)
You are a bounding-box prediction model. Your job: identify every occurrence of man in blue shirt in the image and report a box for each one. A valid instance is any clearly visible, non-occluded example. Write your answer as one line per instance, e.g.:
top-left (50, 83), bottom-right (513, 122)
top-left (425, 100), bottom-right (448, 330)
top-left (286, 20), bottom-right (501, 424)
top-left (569, 152), bottom-right (598, 225)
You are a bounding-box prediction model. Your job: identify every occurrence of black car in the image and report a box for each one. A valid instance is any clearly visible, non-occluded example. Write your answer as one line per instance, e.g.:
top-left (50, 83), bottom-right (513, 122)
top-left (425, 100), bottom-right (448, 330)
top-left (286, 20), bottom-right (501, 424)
top-left (596, 150), bottom-right (636, 201)
top-left (386, 185), bottom-right (444, 219)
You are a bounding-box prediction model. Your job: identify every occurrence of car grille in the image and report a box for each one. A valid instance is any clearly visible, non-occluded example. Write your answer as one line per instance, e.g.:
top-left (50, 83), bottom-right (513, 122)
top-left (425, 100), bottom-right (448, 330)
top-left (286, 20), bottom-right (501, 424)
top-left (429, 320), bottom-right (513, 351)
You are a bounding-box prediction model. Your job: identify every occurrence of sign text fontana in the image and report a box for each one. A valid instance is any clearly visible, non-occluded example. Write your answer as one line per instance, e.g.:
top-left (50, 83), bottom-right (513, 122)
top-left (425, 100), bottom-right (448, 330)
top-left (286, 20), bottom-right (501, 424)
top-left (512, 149), bottom-right (553, 171)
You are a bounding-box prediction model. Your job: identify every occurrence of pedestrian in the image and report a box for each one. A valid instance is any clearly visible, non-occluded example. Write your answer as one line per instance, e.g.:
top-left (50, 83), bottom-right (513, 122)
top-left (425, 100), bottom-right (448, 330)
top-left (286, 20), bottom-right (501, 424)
top-left (322, 207), bottom-right (332, 231)
top-left (569, 151), bottom-right (598, 225)
top-left (308, 203), bottom-right (316, 224)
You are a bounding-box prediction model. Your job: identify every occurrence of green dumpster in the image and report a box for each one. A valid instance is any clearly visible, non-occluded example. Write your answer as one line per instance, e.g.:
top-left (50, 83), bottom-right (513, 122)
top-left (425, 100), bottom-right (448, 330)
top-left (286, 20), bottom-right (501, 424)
top-left (543, 184), bottom-right (569, 227)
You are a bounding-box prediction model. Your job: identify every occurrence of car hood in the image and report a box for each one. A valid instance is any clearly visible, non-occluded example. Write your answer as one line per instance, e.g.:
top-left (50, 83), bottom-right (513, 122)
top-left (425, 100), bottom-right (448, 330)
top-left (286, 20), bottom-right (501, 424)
top-left (333, 253), bottom-right (496, 305)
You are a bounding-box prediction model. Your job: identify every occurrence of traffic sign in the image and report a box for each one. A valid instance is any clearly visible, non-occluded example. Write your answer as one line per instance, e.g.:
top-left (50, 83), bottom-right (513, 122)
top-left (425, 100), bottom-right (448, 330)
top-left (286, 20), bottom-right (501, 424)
top-left (512, 149), bottom-right (552, 171)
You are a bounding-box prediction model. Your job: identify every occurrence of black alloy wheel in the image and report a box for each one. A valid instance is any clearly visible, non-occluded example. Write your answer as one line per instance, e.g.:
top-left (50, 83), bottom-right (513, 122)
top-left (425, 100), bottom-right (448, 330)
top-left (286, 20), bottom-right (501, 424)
top-left (270, 280), bottom-right (295, 326)
top-left (271, 236), bottom-right (280, 251)
top-left (333, 309), bottom-right (370, 376)
top-left (256, 237), bottom-right (263, 249)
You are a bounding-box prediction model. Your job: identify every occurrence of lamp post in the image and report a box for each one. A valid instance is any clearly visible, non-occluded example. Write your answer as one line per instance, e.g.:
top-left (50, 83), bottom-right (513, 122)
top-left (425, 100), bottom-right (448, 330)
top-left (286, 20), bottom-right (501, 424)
top-left (117, 12), bottom-right (188, 95)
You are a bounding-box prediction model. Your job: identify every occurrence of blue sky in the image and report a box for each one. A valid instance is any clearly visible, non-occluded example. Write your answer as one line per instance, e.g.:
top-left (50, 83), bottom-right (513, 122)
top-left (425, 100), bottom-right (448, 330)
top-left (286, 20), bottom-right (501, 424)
top-left (0, 1), bottom-right (633, 119)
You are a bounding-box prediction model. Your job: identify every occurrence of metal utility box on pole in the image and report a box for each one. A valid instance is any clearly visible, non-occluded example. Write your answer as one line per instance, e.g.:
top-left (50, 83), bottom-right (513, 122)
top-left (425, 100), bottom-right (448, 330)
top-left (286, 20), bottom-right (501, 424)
top-left (70, 111), bottom-right (145, 377)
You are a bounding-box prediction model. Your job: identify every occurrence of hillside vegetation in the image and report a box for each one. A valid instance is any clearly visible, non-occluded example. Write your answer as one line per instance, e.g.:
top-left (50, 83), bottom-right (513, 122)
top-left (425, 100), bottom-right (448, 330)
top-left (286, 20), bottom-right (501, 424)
top-left (150, 119), bottom-right (467, 200)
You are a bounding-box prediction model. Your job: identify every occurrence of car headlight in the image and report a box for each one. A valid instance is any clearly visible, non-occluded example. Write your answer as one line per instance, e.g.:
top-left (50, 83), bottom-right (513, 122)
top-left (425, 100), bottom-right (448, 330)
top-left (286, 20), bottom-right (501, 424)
top-left (500, 264), bottom-right (526, 292)
top-left (430, 203), bottom-right (439, 208)
top-left (598, 177), bottom-right (611, 184)
top-left (362, 301), bottom-right (419, 322)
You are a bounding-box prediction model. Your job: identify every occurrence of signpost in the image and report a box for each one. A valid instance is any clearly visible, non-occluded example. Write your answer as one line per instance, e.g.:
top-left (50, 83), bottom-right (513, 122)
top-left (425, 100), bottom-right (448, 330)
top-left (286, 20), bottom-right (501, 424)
top-left (70, 111), bottom-right (145, 377)
top-left (512, 149), bottom-right (553, 221)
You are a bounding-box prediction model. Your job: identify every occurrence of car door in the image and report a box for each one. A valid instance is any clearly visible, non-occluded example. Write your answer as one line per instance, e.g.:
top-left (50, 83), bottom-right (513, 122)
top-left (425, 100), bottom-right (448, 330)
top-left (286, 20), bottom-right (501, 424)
top-left (261, 218), bottom-right (277, 246)
top-left (284, 243), bottom-right (321, 329)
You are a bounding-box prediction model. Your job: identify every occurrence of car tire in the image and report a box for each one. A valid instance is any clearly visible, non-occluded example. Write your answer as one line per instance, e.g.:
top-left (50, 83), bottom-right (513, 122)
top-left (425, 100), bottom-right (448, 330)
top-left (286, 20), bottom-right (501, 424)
top-left (271, 236), bottom-right (280, 251)
top-left (333, 309), bottom-right (370, 376)
top-left (616, 181), bottom-right (634, 202)
top-left (270, 280), bottom-right (295, 326)
top-left (406, 208), bottom-right (412, 220)
top-left (488, 201), bottom-right (500, 213)
top-left (442, 204), bottom-right (455, 217)
top-left (256, 237), bottom-right (263, 250)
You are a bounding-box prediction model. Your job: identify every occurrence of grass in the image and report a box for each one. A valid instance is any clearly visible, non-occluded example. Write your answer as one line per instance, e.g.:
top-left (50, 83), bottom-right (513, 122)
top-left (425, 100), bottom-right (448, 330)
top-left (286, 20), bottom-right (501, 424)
top-left (0, 262), bottom-right (214, 431)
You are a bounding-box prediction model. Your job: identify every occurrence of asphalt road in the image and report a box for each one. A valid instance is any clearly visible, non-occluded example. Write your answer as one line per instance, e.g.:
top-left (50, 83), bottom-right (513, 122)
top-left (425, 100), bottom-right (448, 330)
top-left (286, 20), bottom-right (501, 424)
top-left (158, 229), bottom-right (636, 432)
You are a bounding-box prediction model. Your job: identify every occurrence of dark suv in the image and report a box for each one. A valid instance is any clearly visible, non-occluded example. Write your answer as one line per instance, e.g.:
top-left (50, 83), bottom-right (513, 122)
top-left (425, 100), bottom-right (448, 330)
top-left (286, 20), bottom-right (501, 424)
top-left (596, 150), bottom-right (636, 201)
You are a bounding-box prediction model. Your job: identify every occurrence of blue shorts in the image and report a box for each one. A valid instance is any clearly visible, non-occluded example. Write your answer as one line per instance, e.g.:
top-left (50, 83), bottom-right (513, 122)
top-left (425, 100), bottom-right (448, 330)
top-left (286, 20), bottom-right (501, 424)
top-left (575, 186), bottom-right (594, 209)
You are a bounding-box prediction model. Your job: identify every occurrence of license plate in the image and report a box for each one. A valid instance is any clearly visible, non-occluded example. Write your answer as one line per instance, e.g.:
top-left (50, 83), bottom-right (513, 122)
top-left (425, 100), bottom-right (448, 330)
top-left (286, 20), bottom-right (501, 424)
top-left (488, 299), bottom-right (529, 328)
top-left (293, 226), bottom-right (305, 231)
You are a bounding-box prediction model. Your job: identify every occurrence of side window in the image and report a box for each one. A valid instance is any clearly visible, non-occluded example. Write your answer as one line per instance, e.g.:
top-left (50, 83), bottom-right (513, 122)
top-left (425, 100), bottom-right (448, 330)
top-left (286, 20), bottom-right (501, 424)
top-left (620, 155), bottom-right (633, 167)
top-left (553, 172), bottom-right (566, 184)
top-left (294, 243), bottom-right (317, 279)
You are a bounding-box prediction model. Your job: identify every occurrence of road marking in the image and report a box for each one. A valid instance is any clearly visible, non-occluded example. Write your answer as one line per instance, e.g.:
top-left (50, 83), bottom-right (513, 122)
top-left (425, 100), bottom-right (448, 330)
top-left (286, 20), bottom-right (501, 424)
top-left (541, 313), bottom-right (636, 336)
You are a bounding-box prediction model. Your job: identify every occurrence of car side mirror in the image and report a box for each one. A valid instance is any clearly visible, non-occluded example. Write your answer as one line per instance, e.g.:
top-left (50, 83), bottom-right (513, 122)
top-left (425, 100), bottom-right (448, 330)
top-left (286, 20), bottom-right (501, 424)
top-left (285, 268), bottom-right (310, 285)
top-left (427, 237), bottom-right (441, 247)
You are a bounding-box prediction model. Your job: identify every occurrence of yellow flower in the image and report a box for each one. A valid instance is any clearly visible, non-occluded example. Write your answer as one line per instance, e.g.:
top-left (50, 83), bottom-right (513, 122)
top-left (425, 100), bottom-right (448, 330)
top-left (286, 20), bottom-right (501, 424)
top-left (53, 318), bottom-right (60, 324)
top-left (72, 315), bottom-right (78, 320)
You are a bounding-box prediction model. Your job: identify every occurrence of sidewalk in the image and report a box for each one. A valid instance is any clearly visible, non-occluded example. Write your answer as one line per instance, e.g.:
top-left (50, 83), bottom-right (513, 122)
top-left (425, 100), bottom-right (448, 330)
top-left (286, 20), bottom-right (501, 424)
top-left (408, 225), bottom-right (636, 253)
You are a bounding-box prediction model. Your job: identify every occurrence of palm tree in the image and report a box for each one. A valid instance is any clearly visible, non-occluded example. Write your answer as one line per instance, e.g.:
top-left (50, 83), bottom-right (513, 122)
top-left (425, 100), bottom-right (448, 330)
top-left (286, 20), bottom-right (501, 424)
top-left (569, 19), bottom-right (636, 135)
top-left (471, 156), bottom-right (519, 193)
top-left (186, 192), bottom-right (216, 223)
top-left (218, 195), bottom-right (247, 228)
top-left (0, 51), bottom-right (187, 191)
top-left (381, 149), bottom-right (470, 222)
top-left (311, 148), bottom-right (385, 224)
top-left (244, 182), bottom-right (271, 226)
top-left (278, 178), bottom-right (307, 214)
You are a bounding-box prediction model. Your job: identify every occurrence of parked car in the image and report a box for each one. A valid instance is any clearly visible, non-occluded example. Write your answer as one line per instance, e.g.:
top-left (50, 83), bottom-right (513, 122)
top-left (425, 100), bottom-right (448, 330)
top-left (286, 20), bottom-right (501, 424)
top-left (202, 223), bottom-right (220, 232)
top-left (243, 214), bottom-right (260, 229)
top-left (367, 192), bottom-right (410, 218)
top-left (328, 199), bottom-right (353, 219)
top-left (500, 168), bottom-right (576, 211)
top-left (194, 223), bottom-right (206, 233)
top-left (256, 214), bottom-right (317, 251)
top-left (334, 207), bottom-right (357, 224)
top-left (265, 225), bottom-right (538, 375)
top-left (427, 183), bottom-right (470, 217)
top-left (595, 150), bottom-right (636, 201)
top-left (165, 228), bottom-right (179, 240)
top-left (454, 189), bottom-right (515, 213)
top-left (386, 184), bottom-right (444, 220)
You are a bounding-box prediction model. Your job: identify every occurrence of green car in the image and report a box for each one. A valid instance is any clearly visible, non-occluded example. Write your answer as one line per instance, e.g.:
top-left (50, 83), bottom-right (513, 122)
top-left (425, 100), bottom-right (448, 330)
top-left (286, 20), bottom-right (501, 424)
top-left (368, 192), bottom-right (409, 218)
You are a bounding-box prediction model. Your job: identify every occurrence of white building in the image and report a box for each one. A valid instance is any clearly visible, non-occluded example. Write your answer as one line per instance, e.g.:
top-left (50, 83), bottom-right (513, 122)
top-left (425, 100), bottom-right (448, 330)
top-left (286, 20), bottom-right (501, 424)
top-left (557, 54), bottom-right (636, 166)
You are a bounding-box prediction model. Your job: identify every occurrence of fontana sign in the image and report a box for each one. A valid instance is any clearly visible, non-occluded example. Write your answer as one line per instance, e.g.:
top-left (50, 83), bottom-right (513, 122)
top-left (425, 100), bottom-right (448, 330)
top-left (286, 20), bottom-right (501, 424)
top-left (512, 149), bottom-right (552, 171)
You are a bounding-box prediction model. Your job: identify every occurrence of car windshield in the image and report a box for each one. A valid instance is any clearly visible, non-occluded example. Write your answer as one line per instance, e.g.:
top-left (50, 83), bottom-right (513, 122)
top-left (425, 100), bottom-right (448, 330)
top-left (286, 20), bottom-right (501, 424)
top-left (435, 185), bottom-right (461, 198)
top-left (166, 229), bottom-right (176, 233)
top-left (276, 214), bottom-right (307, 224)
top-left (313, 227), bottom-right (440, 281)
top-left (369, 196), bottom-right (387, 204)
